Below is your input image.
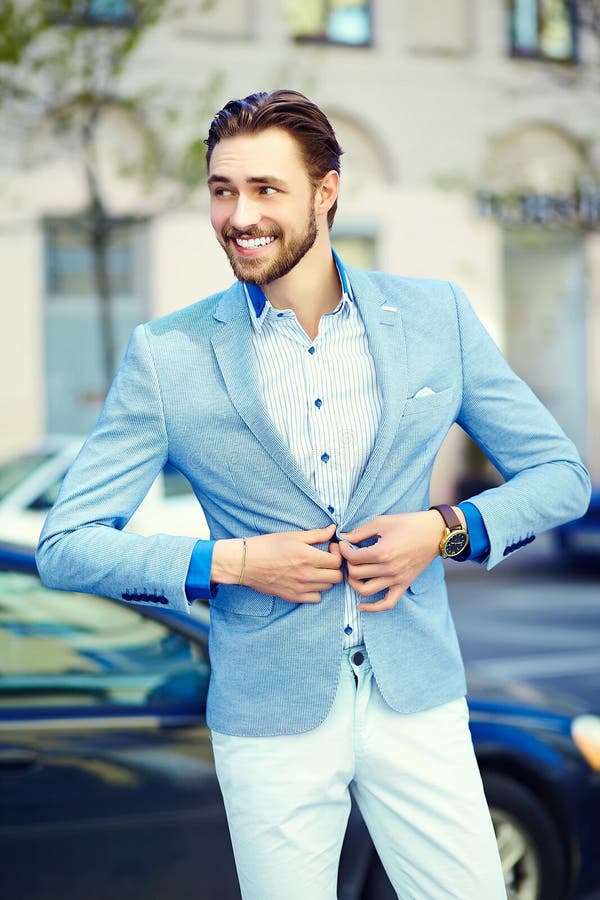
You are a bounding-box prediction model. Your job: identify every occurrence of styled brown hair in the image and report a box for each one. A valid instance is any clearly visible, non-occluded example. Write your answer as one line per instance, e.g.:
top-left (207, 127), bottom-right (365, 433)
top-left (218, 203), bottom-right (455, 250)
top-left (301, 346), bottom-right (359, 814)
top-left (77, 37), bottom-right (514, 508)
top-left (205, 90), bottom-right (343, 228)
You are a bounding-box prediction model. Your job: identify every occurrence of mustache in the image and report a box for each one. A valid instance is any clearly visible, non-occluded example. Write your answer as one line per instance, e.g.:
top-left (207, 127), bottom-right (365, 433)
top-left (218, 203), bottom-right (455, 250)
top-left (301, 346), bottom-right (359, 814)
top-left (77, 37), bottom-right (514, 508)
top-left (222, 225), bottom-right (283, 240)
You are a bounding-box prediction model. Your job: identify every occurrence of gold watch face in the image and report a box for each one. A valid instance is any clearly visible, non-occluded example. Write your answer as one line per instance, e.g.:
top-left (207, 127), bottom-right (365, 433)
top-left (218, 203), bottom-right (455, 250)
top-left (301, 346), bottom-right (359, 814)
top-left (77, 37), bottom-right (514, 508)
top-left (441, 530), bottom-right (469, 558)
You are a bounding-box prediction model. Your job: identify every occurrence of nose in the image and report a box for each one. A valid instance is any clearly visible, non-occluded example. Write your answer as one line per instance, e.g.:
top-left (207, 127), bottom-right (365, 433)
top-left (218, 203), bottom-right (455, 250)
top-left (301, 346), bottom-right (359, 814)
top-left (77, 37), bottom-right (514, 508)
top-left (229, 194), bottom-right (261, 231)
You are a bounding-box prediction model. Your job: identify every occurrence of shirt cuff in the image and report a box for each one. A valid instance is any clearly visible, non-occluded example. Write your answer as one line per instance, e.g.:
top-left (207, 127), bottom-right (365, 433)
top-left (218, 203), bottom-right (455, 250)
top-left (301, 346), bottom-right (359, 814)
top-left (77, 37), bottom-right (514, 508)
top-left (457, 501), bottom-right (490, 562)
top-left (185, 540), bottom-right (217, 602)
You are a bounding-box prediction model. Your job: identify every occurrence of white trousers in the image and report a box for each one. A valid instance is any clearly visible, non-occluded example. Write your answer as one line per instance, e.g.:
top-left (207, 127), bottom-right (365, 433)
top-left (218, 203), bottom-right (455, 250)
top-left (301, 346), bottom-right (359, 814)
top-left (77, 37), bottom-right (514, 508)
top-left (211, 645), bottom-right (506, 900)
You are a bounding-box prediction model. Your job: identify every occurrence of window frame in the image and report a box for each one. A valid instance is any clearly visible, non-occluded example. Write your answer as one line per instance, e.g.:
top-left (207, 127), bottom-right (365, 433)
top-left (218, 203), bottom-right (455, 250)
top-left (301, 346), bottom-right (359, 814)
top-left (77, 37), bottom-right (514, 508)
top-left (330, 227), bottom-right (379, 271)
top-left (44, 214), bottom-right (147, 302)
top-left (48, 0), bottom-right (136, 29)
top-left (290, 0), bottom-right (374, 48)
top-left (509, 0), bottom-right (578, 63)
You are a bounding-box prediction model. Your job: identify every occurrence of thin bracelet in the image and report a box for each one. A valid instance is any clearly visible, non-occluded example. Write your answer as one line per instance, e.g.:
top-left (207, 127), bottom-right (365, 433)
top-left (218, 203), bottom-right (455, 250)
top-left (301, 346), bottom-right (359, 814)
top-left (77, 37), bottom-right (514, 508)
top-left (238, 538), bottom-right (247, 586)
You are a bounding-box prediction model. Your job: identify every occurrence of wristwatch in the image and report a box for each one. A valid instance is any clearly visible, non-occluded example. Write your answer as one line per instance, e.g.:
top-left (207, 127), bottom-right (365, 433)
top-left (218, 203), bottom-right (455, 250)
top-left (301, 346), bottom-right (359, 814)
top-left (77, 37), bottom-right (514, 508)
top-left (429, 504), bottom-right (470, 559)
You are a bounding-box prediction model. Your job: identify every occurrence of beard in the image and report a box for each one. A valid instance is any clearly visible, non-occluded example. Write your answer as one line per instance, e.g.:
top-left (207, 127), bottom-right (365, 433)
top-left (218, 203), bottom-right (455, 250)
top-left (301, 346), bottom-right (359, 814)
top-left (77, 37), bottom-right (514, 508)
top-left (219, 205), bottom-right (318, 286)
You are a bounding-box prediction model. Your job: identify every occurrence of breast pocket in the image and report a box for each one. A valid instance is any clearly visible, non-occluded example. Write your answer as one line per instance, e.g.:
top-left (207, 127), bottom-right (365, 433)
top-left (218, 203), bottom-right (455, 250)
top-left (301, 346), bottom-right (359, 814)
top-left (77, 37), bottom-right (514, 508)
top-left (402, 387), bottom-right (454, 417)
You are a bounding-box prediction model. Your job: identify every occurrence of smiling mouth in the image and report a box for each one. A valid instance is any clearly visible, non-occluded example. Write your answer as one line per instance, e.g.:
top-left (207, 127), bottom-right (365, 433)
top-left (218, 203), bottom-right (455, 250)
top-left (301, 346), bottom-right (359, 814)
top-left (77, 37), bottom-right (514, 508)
top-left (234, 236), bottom-right (276, 250)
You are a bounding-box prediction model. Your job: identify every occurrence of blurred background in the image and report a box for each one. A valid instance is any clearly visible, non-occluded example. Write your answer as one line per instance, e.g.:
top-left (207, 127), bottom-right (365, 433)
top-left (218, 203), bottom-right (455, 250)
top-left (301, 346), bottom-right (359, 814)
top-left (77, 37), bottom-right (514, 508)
top-left (1, 7), bottom-right (599, 899)
top-left (0, 0), bottom-right (598, 508)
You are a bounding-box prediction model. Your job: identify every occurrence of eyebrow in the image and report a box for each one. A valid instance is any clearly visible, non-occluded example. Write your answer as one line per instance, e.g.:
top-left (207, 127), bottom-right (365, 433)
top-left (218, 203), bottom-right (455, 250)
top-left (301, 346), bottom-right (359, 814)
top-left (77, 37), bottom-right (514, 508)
top-left (207, 174), bottom-right (288, 188)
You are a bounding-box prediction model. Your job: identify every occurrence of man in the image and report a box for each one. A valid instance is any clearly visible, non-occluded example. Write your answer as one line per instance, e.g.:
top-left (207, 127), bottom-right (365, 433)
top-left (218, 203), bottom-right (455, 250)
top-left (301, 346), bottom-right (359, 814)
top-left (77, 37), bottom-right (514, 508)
top-left (37, 90), bottom-right (591, 899)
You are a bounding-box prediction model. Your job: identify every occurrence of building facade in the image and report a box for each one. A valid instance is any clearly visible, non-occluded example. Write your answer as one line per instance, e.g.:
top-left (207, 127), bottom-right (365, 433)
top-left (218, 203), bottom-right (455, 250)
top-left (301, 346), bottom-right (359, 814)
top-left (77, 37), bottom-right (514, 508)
top-left (1, 0), bottom-right (598, 499)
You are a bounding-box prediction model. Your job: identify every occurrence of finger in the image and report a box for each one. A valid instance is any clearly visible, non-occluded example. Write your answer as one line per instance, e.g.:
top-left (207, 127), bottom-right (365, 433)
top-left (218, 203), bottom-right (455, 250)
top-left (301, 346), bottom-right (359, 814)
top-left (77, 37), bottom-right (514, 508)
top-left (308, 546), bottom-right (344, 569)
top-left (337, 540), bottom-right (382, 563)
top-left (308, 581), bottom-right (340, 592)
top-left (346, 561), bottom-right (395, 581)
top-left (286, 565), bottom-right (342, 588)
top-left (306, 569), bottom-right (343, 586)
top-left (358, 584), bottom-right (405, 612)
top-left (348, 575), bottom-right (392, 597)
top-left (294, 591), bottom-right (323, 604)
top-left (301, 524), bottom-right (337, 545)
top-left (339, 519), bottom-right (381, 544)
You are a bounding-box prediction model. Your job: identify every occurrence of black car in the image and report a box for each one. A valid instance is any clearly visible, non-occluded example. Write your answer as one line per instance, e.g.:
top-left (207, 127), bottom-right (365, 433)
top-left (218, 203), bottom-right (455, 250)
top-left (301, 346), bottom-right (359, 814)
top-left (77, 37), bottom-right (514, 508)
top-left (1, 545), bottom-right (599, 900)
top-left (555, 488), bottom-right (600, 567)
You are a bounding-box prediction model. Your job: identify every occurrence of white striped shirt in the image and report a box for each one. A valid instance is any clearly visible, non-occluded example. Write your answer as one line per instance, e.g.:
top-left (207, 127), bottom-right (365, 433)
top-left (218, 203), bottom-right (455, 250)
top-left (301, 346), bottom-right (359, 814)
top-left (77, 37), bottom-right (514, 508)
top-left (244, 257), bottom-right (382, 648)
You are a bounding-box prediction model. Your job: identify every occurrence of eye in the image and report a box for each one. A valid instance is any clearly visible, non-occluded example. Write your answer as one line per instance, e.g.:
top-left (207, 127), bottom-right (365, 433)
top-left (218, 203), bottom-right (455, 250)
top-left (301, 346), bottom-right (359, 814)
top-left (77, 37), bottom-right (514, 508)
top-left (259, 186), bottom-right (278, 195)
top-left (212, 187), bottom-right (233, 198)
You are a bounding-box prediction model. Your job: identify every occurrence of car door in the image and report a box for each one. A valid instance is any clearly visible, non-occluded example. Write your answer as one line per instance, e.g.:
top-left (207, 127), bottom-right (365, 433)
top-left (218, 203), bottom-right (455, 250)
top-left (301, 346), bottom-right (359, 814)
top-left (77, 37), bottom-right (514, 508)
top-left (0, 568), bottom-right (240, 900)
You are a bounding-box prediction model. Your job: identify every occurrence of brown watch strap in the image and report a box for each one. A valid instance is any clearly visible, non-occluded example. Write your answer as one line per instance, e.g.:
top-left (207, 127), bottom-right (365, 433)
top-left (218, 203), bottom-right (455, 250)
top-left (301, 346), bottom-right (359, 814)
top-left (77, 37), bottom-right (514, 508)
top-left (429, 504), bottom-right (463, 531)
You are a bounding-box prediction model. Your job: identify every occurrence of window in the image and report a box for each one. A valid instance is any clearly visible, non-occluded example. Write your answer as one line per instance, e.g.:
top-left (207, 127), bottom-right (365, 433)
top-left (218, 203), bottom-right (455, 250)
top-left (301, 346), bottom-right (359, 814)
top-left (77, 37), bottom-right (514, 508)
top-left (0, 570), bottom-right (209, 710)
top-left (85, 0), bottom-right (132, 22)
top-left (331, 232), bottom-right (376, 269)
top-left (26, 475), bottom-right (63, 511)
top-left (510, 0), bottom-right (576, 62)
top-left (43, 217), bottom-right (147, 435)
top-left (0, 452), bottom-right (54, 503)
top-left (286, 0), bottom-right (372, 46)
top-left (504, 229), bottom-right (587, 452)
top-left (25, 463), bottom-right (195, 511)
top-left (45, 217), bottom-right (143, 300)
top-left (50, 0), bottom-right (135, 26)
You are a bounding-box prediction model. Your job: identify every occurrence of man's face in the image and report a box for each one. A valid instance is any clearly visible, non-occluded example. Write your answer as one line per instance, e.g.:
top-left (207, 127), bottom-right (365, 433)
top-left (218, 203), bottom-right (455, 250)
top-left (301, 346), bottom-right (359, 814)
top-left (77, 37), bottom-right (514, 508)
top-left (208, 128), bottom-right (319, 285)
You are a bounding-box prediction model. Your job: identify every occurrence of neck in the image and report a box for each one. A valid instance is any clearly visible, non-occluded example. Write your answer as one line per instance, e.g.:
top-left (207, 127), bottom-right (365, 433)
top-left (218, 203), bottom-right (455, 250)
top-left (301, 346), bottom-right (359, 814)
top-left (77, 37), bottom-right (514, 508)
top-left (261, 231), bottom-right (341, 339)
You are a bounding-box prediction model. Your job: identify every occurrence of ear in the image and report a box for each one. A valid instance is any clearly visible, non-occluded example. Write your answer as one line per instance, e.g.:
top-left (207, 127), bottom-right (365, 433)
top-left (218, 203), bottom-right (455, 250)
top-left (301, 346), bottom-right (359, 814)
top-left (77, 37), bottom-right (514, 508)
top-left (315, 170), bottom-right (339, 219)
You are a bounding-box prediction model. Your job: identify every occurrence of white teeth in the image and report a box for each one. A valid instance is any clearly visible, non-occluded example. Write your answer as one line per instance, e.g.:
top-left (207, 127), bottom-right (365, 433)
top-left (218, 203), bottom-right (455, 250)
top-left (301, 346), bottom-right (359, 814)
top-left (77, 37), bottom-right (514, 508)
top-left (235, 236), bottom-right (275, 249)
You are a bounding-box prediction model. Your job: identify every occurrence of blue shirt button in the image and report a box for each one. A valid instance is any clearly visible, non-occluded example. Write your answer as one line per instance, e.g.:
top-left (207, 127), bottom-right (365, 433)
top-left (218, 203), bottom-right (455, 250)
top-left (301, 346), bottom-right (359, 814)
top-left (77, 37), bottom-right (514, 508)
top-left (328, 505), bottom-right (335, 513)
top-left (308, 346), bottom-right (315, 354)
top-left (315, 398), bottom-right (323, 408)
top-left (321, 453), bottom-right (330, 463)
top-left (277, 312), bottom-right (284, 317)
top-left (344, 625), bottom-right (353, 635)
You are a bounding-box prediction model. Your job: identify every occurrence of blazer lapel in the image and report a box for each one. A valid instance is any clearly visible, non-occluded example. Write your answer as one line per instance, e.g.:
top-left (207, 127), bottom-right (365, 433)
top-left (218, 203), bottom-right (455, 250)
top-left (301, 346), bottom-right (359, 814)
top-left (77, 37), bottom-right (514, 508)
top-left (210, 283), bottom-right (328, 512)
top-left (342, 267), bottom-right (409, 526)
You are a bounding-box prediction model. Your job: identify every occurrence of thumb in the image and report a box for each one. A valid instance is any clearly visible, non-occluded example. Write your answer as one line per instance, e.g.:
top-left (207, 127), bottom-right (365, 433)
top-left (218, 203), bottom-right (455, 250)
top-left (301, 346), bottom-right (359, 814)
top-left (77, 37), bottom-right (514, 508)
top-left (328, 540), bottom-right (342, 561)
top-left (302, 523), bottom-right (337, 544)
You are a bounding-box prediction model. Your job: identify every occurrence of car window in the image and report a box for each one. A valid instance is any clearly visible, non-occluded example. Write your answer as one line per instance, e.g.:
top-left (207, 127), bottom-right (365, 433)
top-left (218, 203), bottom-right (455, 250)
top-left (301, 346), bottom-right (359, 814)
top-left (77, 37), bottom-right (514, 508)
top-left (0, 570), bottom-right (209, 711)
top-left (163, 461), bottom-right (195, 498)
top-left (26, 474), bottom-right (64, 511)
top-left (25, 462), bottom-right (195, 509)
top-left (0, 452), bottom-right (55, 502)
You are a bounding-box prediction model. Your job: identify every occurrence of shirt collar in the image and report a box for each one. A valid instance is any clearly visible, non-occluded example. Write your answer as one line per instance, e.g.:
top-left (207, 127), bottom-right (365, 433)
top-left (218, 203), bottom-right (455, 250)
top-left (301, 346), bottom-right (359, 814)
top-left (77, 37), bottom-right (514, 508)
top-left (243, 248), bottom-right (353, 329)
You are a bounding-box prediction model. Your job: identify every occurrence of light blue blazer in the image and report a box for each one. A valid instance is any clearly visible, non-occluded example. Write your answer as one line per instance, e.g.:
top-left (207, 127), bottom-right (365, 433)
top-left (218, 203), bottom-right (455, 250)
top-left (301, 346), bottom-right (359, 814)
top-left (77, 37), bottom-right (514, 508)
top-left (36, 267), bottom-right (591, 736)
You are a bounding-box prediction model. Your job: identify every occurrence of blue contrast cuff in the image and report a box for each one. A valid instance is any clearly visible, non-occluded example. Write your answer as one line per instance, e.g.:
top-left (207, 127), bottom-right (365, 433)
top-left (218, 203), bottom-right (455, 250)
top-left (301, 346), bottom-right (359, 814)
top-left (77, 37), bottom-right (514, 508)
top-left (185, 540), bottom-right (217, 602)
top-left (458, 501), bottom-right (490, 562)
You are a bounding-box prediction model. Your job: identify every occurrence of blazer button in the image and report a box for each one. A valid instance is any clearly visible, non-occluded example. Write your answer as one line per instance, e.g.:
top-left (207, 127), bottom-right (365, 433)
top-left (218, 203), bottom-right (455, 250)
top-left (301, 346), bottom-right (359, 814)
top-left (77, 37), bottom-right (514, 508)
top-left (352, 651), bottom-right (364, 666)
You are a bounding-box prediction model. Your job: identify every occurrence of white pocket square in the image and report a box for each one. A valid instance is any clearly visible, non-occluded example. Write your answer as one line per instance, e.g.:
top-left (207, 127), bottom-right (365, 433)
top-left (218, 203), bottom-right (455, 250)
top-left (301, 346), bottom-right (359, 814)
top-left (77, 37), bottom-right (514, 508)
top-left (412, 387), bottom-right (435, 399)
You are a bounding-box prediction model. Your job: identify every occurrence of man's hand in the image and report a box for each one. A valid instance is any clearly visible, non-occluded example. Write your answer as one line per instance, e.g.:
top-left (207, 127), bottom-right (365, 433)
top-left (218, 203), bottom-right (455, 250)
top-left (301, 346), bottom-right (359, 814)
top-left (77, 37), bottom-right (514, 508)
top-left (211, 524), bottom-right (343, 603)
top-left (338, 510), bottom-right (454, 612)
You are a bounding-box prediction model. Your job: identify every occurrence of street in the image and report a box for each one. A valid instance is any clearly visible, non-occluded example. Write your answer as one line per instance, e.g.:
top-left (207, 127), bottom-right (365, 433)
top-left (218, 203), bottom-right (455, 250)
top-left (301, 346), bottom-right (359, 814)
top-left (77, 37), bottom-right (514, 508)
top-left (447, 543), bottom-right (600, 899)
top-left (446, 541), bottom-right (600, 713)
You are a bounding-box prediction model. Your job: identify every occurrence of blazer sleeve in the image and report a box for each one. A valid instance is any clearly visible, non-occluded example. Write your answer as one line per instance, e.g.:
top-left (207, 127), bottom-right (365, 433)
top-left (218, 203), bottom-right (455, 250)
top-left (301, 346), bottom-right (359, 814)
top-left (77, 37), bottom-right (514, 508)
top-left (36, 324), bottom-right (200, 613)
top-left (450, 282), bottom-right (592, 569)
